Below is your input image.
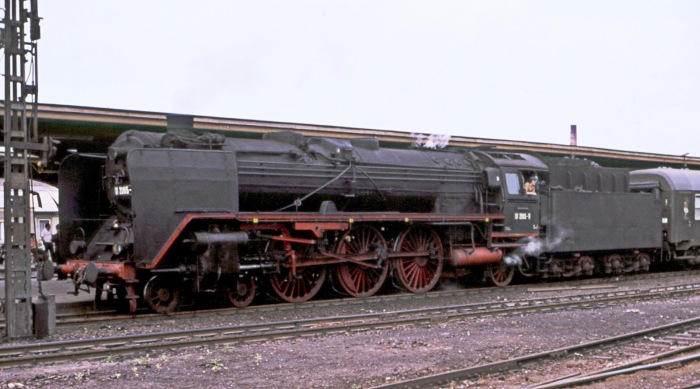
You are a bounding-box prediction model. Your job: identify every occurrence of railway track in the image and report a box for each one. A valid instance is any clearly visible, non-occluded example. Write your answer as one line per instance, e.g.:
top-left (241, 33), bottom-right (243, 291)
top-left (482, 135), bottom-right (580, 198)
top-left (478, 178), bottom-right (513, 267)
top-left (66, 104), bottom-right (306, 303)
top-left (0, 280), bottom-right (698, 369)
top-left (3, 268), bottom-right (698, 320)
top-left (531, 345), bottom-right (700, 388)
top-left (1, 269), bottom-right (698, 331)
top-left (372, 316), bottom-right (700, 389)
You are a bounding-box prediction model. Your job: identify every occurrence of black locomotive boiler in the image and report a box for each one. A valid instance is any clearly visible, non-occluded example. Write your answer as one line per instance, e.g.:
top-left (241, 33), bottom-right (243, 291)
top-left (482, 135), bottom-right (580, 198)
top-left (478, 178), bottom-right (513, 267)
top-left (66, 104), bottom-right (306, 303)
top-left (55, 116), bottom-right (700, 313)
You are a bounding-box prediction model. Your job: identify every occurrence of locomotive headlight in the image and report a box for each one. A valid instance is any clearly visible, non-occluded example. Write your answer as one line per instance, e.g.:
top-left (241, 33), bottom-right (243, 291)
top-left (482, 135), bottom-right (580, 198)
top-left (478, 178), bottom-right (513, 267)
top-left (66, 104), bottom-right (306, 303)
top-left (111, 227), bottom-right (131, 256)
top-left (112, 243), bottom-right (123, 255)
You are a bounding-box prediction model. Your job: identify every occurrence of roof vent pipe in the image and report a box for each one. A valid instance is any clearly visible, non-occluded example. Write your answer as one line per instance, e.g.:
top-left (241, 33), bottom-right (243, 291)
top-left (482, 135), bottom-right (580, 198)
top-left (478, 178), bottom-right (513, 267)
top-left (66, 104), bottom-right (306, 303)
top-left (570, 125), bottom-right (577, 147)
top-left (166, 114), bottom-right (195, 136)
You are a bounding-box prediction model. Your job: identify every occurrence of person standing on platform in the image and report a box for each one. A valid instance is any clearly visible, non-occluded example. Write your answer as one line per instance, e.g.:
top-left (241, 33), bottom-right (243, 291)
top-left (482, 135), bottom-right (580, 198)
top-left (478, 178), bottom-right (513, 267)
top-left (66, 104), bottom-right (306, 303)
top-left (40, 223), bottom-right (53, 260)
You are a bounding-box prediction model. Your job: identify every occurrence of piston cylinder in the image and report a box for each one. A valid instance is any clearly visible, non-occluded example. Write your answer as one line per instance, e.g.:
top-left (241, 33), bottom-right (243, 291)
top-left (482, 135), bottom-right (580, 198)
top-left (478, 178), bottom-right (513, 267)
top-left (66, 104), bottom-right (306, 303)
top-left (450, 247), bottom-right (503, 267)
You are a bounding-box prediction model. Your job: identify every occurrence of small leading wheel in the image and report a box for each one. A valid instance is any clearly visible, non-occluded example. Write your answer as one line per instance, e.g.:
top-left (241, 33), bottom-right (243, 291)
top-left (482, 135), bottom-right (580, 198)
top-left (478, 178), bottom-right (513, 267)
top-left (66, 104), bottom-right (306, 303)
top-left (125, 283), bottom-right (138, 314)
top-left (335, 225), bottom-right (389, 298)
top-left (143, 275), bottom-right (180, 314)
top-left (227, 274), bottom-right (256, 308)
top-left (109, 284), bottom-right (131, 313)
top-left (94, 280), bottom-right (106, 309)
top-left (487, 262), bottom-right (514, 287)
top-left (268, 266), bottom-right (327, 303)
top-left (393, 225), bottom-right (444, 293)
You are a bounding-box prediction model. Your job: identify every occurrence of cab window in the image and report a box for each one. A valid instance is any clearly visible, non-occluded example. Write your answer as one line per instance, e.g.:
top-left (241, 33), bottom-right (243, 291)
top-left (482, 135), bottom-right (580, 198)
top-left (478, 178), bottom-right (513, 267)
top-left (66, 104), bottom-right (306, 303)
top-left (505, 173), bottom-right (521, 195)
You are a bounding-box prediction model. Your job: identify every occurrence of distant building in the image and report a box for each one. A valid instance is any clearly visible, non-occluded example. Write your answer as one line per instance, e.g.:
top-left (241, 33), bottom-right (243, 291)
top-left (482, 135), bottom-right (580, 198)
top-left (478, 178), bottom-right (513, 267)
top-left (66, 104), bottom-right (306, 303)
top-left (0, 179), bottom-right (59, 245)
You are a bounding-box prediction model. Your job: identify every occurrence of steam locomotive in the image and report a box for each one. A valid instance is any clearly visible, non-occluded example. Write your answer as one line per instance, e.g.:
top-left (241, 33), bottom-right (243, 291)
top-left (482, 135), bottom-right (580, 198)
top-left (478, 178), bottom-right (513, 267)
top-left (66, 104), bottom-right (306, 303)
top-left (55, 116), bottom-right (700, 313)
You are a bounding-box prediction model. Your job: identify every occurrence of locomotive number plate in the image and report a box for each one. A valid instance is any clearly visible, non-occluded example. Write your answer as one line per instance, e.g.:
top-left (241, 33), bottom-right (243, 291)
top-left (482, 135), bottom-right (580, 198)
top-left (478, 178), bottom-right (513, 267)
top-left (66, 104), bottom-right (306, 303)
top-left (114, 185), bottom-right (131, 196)
top-left (514, 212), bottom-right (531, 220)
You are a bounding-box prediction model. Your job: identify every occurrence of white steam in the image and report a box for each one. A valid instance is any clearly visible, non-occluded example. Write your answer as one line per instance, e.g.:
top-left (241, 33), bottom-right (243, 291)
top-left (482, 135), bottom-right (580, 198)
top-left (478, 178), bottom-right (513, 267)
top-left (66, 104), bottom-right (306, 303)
top-left (503, 227), bottom-right (571, 266)
top-left (411, 133), bottom-right (451, 149)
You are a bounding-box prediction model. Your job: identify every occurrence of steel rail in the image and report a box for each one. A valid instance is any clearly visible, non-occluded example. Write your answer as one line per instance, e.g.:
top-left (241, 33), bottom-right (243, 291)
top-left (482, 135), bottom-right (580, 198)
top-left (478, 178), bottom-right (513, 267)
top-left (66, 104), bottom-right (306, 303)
top-left (0, 282), bottom-right (699, 369)
top-left (370, 316), bottom-right (700, 389)
top-left (1, 268), bottom-right (699, 330)
top-left (531, 344), bottom-right (700, 389)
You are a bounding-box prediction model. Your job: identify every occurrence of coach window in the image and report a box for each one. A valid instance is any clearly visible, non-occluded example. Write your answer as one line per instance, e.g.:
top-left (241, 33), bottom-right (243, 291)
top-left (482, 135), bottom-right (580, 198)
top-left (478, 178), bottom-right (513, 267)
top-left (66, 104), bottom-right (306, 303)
top-left (505, 173), bottom-right (521, 196)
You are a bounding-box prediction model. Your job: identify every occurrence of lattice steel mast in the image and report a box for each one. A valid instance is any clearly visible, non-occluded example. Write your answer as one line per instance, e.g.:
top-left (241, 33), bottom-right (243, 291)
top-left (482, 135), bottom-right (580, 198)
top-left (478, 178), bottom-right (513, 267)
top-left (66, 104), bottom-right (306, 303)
top-left (2, 0), bottom-right (41, 339)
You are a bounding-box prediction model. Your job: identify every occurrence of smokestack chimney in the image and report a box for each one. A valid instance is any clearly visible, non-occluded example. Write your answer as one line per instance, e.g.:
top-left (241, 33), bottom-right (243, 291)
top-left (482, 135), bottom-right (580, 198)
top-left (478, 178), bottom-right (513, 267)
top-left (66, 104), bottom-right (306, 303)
top-left (570, 125), bottom-right (577, 147)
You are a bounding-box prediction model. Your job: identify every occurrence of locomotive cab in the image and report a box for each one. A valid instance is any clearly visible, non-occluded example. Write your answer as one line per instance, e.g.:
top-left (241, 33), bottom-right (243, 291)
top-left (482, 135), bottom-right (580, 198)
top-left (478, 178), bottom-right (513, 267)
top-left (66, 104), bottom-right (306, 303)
top-left (500, 168), bottom-right (545, 234)
top-left (473, 151), bottom-right (548, 236)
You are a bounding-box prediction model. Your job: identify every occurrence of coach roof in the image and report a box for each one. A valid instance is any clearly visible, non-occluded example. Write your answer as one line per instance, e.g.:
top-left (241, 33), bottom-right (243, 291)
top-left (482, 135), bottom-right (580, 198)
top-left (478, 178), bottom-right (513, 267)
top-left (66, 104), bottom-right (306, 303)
top-left (631, 168), bottom-right (700, 191)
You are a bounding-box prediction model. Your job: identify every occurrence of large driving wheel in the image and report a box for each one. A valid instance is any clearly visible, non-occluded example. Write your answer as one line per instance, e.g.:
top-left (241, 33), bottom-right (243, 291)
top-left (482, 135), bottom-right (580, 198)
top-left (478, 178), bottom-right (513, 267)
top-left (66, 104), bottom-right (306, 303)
top-left (487, 262), bottom-right (514, 287)
top-left (227, 274), bottom-right (256, 308)
top-left (268, 266), bottom-right (327, 303)
top-left (393, 226), bottom-right (444, 293)
top-left (335, 225), bottom-right (389, 298)
top-left (143, 275), bottom-right (180, 314)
